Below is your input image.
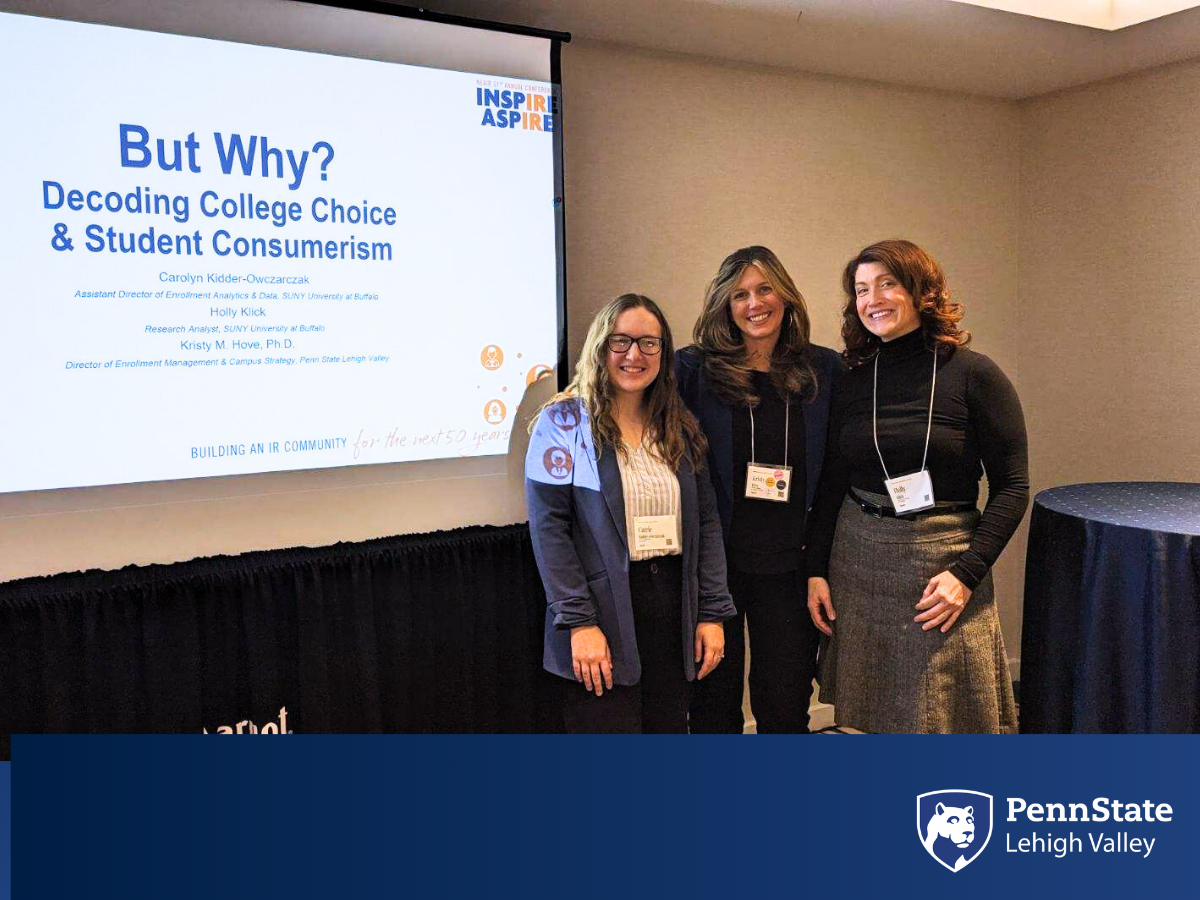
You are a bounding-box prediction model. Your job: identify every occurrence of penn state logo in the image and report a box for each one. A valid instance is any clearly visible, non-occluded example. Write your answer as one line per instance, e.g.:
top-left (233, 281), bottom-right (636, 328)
top-left (917, 790), bottom-right (992, 872)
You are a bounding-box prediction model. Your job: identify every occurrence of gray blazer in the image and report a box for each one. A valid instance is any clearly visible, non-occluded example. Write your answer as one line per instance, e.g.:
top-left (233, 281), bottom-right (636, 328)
top-left (525, 399), bottom-right (735, 686)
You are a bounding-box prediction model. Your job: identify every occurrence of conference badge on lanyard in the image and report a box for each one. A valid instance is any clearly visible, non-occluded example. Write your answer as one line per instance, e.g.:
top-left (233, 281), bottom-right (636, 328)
top-left (883, 470), bottom-right (935, 514)
top-left (873, 348), bottom-right (938, 515)
top-left (746, 464), bottom-right (792, 502)
top-left (633, 515), bottom-right (678, 552)
top-left (743, 396), bottom-right (791, 503)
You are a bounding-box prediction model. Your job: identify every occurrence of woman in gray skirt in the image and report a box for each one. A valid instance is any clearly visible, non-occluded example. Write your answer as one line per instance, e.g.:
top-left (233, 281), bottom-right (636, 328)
top-left (805, 240), bottom-right (1028, 733)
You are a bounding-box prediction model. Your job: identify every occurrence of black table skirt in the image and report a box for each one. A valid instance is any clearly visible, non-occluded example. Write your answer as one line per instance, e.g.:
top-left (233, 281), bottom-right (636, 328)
top-left (0, 523), bottom-right (564, 756)
top-left (1021, 483), bottom-right (1200, 733)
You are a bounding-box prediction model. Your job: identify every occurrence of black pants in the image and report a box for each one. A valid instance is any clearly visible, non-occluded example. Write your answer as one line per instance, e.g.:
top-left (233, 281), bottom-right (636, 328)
top-left (689, 567), bottom-right (820, 733)
top-left (561, 556), bottom-right (691, 734)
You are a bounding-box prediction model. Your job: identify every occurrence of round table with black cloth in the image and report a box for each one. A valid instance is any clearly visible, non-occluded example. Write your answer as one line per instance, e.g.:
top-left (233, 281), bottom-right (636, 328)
top-left (1021, 482), bottom-right (1200, 733)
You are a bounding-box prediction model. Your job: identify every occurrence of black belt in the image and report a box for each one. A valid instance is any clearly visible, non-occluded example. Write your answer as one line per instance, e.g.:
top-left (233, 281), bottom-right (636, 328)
top-left (849, 488), bottom-right (975, 521)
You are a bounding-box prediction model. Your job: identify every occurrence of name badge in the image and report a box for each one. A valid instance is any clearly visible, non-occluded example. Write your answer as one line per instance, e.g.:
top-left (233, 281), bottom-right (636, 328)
top-left (883, 469), bottom-right (935, 514)
top-left (633, 514), bottom-right (678, 552)
top-left (745, 463), bottom-right (792, 503)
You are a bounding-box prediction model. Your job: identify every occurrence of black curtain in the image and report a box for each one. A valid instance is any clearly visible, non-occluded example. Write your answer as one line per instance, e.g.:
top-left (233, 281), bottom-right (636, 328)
top-left (0, 524), bottom-right (563, 756)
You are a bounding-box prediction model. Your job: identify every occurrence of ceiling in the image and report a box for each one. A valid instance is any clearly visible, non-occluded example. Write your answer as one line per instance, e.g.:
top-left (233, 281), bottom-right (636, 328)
top-left (950, 0), bottom-right (1200, 31)
top-left (419, 0), bottom-right (1200, 99)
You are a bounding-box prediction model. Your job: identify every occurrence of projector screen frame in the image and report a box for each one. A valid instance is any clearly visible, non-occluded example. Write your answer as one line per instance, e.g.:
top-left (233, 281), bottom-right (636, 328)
top-left (0, 0), bottom-right (572, 495)
top-left (297, 0), bottom-right (572, 393)
top-left (270, 0), bottom-right (572, 395)
top-left (303, 0), bottom-right (571, 45)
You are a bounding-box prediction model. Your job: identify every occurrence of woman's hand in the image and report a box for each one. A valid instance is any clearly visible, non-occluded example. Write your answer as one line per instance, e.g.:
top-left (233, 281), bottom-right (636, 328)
top-left (807, 577), bottom-right (836, 636)
top-left (914, 571), bottom-right (972, 633)
top-left (570, 625), bottom-right (613, 696)
top-left (694, 621), bottom-right (725, 679)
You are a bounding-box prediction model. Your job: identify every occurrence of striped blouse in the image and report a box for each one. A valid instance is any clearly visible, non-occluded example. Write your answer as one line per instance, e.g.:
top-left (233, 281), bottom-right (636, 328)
top-left (616, 440), bottom-right (682, 561)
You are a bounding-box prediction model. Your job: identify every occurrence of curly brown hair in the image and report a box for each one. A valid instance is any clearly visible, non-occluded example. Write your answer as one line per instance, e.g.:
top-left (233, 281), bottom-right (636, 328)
top-left (692, 246), bottom-right (817, 406)
top-left (840, 239), bottom-right (970, 367)
top-left (537, 294), bottom-right (708, 470)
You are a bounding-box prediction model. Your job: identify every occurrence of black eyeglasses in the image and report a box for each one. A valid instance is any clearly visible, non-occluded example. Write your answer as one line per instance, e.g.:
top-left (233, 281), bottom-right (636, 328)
top-left (606, 334), bottom-right (663, 355)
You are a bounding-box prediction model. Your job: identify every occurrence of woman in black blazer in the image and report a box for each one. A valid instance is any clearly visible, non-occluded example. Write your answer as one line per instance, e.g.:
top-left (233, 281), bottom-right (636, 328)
top-left (676, 246), bottom-right (841, 733)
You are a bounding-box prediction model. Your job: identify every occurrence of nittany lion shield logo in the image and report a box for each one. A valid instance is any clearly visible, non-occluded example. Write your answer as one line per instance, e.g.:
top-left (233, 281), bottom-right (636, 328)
top-left (917, 790), bottom-right (992, 872)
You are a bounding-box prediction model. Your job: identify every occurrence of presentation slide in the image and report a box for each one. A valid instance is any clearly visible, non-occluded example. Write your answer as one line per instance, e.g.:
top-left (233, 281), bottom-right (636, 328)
top-left (0, 10), bottom-right (559, 494)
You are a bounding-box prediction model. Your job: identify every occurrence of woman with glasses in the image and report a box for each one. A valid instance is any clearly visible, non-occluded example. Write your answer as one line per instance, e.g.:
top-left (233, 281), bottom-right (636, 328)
top-left (676, 247), bottom-right (843, 733)
top-left (526, 293), bottom-right (735, 733)
top-left (806, 239), bottom-right (1027, 733)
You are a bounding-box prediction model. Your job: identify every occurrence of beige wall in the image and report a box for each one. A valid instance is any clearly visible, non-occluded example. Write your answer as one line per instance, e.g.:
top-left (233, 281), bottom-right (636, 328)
top-left (30, 35), bottom-right (1200, 679)
top-left (1, 38), bottom-right (1029, 652)
top-left (561, 40), bottom-right (1026, 651)
top-left (1003, 59), bottom-right (1200, 668)
top-left (1019, 59), bottom-right (1200, 498)
top-left (561, 41), bottom-right (1023, 362)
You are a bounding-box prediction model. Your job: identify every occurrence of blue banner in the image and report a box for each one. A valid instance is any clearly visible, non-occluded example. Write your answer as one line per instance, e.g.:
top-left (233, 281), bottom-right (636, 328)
top-left (1, 762), bottom-right (8, 900)
top-left (9, 735), bottom-right (1196, 897)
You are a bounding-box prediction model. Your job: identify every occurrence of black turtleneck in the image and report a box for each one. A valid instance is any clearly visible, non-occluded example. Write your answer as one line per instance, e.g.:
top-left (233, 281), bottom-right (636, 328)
top-left (806, 328), bottom-right (1029, 590)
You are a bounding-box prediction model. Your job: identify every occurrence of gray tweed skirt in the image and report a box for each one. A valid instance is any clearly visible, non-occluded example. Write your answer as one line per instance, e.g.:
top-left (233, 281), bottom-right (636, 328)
top-left (818, 492), bottom-right (1018, 734)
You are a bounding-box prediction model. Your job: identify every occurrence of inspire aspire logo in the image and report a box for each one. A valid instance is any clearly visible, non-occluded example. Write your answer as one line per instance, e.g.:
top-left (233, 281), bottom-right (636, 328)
top-left (917, 790), bottom-right (994, 872)
top-left (476, 83), bottom-right (557, 132)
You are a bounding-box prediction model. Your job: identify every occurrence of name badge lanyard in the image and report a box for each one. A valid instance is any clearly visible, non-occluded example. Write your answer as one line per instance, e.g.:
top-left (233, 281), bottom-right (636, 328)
top-left (745, 395), bottom-right (792, 502)
top-left (749, 398), bottom-right (789, 470)
top-left (872, 349), bottom-right (938, 514)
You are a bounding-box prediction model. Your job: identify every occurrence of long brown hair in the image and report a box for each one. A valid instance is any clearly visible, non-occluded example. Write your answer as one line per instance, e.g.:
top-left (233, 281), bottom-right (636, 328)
top-left (539, 294), bottom-right (707, 469)
top-left (840, 239), bottom-right (970, 367)
top-left (692, 245), bottom-right (816, 405)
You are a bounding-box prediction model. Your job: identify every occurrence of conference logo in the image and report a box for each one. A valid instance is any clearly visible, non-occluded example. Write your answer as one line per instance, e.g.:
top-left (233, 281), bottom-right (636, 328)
top-left (918, 790), bottom-right (993, 872)
top-left (547, 401), bottom-right (579, 431)
top-left (543, 446), bottom-right (572, 479)
top-left (475, 83), bottom-right (557, 132)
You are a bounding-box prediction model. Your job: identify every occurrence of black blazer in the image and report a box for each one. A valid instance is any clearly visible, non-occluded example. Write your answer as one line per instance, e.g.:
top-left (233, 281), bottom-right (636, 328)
top-left (675, 343), bottom-right (843, 546)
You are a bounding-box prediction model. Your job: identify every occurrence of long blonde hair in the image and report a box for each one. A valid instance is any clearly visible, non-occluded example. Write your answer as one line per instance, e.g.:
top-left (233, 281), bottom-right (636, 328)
top-left (692, 245), bottom-right (816, 405)
top-left (538, 294), bottom-right (707, 469)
